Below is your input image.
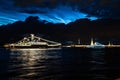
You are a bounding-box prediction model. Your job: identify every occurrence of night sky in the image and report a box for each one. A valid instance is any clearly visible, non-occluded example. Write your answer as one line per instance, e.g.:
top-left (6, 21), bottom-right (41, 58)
top-left (0, 0), bottom-right (120, 25)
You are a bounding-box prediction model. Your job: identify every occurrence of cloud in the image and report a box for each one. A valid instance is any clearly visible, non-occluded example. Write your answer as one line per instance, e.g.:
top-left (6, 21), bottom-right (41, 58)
top-left (0, 0), bottom-right (119, 25)
top-left (20, 7), bottom-right (49, 14)
top-left (0, 0), bottom-right (120, 18)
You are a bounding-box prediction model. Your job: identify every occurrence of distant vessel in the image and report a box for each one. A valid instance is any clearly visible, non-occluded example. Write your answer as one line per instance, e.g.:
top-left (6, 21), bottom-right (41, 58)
top-left (87, 38), bottom-right (105, 49)
top-left (4, 34), bottom-right (61, 49)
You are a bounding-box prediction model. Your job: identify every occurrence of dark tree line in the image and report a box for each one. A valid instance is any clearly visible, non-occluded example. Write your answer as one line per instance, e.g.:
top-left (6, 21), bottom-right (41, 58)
top-left (0, 16), bottom-right (120, 45)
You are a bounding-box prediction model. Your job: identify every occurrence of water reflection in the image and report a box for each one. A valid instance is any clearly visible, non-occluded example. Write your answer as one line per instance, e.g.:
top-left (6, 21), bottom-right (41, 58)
top-left (8, 48), bottom-right (108, 80)
top-left (8, 49), bottom-right (62, 79)
top-left (90, 49), bottom-right (108, 80)
top-left (0, 48), bottom-right (119, 80)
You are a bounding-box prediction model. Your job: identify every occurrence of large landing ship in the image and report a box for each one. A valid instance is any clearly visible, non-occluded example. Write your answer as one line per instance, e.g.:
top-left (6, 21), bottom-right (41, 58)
top-left (4, 34), bottom-right (61, 49)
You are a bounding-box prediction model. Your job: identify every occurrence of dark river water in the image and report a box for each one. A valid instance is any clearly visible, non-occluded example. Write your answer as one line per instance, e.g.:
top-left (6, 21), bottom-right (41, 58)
top-left (0, 48), bottom-right (120, 80)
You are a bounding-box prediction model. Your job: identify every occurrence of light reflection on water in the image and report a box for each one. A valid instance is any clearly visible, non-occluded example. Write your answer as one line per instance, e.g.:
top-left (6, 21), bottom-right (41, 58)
top-left (8, 49), bottom-right (62, 79)
top-left (0, 48), bottom-right (120, 80)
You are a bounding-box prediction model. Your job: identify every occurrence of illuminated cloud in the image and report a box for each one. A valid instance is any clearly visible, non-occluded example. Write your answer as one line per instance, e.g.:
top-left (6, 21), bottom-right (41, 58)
top-left (0, 0), bottom-right (119, 25)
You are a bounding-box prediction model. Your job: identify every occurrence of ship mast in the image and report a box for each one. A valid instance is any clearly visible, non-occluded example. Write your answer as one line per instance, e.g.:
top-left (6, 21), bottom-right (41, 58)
top-left (31, 34), bottom-right (34, 41)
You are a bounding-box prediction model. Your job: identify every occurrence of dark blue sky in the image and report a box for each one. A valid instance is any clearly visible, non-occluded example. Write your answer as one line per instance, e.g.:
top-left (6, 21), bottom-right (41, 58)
top-left (0, 0), bottom-right (119, 25)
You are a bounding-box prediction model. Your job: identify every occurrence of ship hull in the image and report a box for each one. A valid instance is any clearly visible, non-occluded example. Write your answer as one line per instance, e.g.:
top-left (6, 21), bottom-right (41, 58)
top-left (5, 45), bottom-right (61, 49)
